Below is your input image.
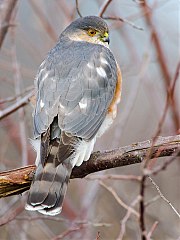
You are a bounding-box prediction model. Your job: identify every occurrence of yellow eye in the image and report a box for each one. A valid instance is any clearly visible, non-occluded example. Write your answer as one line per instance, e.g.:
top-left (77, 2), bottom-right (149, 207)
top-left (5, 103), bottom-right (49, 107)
top-left (87, 29), bottom-right (97, 37)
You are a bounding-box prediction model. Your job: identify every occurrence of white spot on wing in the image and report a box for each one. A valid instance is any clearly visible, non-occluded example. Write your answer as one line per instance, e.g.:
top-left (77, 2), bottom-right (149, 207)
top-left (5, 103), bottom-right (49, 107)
top-left (87, 62), bottom-right (94, 69)
top-left (40, 99), bottom-right (44, 108)
top-left (79, 98), bottom-right (87, 110)
top-left (97, 67), bottom-right (107, 78)
top-left (59, 103), bottom-right (65, 110)
top-left (59, 102), bottom-right (69, 115)
top-left (101, 58), bottom-right (109, 65)
top-left (41, 72), bottom-right (49, 82)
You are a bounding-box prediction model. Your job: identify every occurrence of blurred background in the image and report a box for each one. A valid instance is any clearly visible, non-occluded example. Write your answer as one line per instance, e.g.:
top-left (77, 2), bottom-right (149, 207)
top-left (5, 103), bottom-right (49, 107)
top-left (0, 0), bottom-right (179, 239)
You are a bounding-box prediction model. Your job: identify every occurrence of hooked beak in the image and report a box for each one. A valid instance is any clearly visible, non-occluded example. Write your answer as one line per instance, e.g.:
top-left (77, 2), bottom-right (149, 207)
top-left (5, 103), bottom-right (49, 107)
top-left (101, 32), bottom-right (110, 44)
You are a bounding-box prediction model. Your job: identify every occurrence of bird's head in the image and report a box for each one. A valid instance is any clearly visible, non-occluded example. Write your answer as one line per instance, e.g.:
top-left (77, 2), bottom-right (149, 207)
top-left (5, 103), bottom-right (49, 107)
top-left (61, 16), bottom-right (110, 46)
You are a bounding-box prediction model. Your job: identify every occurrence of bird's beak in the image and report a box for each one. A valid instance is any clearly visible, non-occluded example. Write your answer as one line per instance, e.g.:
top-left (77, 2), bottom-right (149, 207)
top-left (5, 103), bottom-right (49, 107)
top-left (102, 32), bottom-right (110, 44)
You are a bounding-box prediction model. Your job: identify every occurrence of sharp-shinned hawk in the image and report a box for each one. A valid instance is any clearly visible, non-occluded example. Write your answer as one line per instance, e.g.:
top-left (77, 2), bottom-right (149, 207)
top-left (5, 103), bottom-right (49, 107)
top-left (26, 16), bottom-right (122, 215)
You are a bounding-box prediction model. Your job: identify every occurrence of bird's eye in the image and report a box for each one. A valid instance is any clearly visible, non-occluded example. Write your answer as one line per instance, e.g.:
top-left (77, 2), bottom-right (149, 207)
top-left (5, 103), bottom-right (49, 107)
top-left (87, 29), bottom-right (97, 37)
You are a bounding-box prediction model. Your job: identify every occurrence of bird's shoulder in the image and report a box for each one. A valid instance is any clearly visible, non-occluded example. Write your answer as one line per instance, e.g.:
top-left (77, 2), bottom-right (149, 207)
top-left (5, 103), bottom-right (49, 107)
top-left (47, 40), bottom-right (115, 68)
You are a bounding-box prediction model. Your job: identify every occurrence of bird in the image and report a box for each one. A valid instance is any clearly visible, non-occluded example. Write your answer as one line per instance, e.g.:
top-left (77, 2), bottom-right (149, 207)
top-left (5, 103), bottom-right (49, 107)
top-left (25, 16), bottom-right (122, 216)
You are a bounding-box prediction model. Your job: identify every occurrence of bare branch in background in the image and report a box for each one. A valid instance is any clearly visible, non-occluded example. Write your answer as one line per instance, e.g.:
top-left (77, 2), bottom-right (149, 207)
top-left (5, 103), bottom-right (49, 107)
top-left (147, 153), bottom-right (178, 176)
top-left (0, 200), bottom-right (25, 226)
top-left (148, 176), bottom-right (180, 218)
top-left (10, 25), bottom-right (29, 166)
top-left (99, 0), bottom-right (113, 17)
top-left (0, 113), bottom-right (35, 164)
top-left (144, 60), bottom-right (180, 169)
top-left (102, 16), bottom-right (143, 31)
top-left (99, 181), bottom-right (139, 217)
top-left (99, 0), bottom-right (143, 30)
top-left (117, 195), bottom-right (141, 240)
top-left (57, 1), bottom-right (74, 22)
top-left (139, 175), bottom-right (147, 240)
top-left (156, 60), bottom-right (180, 134)
top-left (0, 134), bottom-right (179, 198)
top-left (138, 60), bottom-right (180, 239)
top-left (86, 174), bottom-right (141, 182)
top-left (0, 90), bottom-right (34, 120)
top-left (140, 1), bottom-right (180, 131)
top-left (0, 0), bottom-right (18, 49)
top-left (96, 232), bottom-right (101, 240)
top-left (75, 0), bottom-right (82, 17)
top-left (0, 85), bottom-right (33, 104)
top-left (52, 224), bottom-right (86, 240)
top-left (146, 221), bottom-right (158, 240)
top-left (29, 0), bottom-right (57, 42)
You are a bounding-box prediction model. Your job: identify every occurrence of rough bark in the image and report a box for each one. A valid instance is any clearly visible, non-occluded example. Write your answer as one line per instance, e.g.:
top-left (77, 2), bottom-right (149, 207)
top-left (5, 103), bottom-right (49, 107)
top-left (0, 134), bottom-right (179, 198)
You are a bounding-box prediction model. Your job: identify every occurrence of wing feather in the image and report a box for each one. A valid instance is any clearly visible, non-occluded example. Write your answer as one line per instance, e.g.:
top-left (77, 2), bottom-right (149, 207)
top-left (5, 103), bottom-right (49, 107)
top-left (34, 41), bottom-right (117, 140)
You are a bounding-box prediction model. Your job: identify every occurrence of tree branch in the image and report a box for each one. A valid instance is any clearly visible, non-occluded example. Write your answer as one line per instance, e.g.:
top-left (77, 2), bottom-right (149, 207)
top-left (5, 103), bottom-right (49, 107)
top-left (0, 90), bottom-right (34, 120)
top-left (29, 0), bottom-right (57, 42)
top-left (102, 16), bottom-right (143, 31)
top-left (75, 0), bottom-right (82, 17)
top-left (99, 0), bottom-right (113, 17)
top-left (0, 0), bottom-right (18, 49)
top-left (140, 1), bottom-right (180, 131)
top-left (0, 135), bottom-right (179, 198)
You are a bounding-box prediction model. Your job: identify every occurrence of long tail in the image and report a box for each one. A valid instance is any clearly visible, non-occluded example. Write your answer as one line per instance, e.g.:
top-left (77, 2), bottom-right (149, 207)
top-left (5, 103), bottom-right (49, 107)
top-left (26, 122), bottom-right (76, 215)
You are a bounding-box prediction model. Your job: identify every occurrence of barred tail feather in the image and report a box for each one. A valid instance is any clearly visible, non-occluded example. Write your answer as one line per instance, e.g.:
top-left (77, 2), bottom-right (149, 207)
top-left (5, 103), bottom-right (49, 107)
top-left (26, 120), bottom-right (94, 215)
top-left (26, 159), bottom-right (72, 215)
top-left (26, 127), bottom-right (74, 216)
top-left (26, 158), bottom-right (72, 215)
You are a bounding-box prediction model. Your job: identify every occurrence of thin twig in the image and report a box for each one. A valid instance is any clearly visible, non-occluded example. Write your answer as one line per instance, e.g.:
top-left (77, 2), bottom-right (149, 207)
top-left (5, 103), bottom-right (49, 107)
top-left (103, 16), bottom-right (143, 30)
top-left (52, 224), bottom-right (86, 240)
top-left (86, 174), bottom-right (141, 182)
top-left (0, 85), bottom-right (33, 104)
top-left (140, 1), bottom-right (170, 85)
top-left (96, 232), bottom-right (101, 240)
top-left (0, 90), bottom-right (34, 120)
top-left (148, 176), bottom-right (180, 218)
top-left (0, 0), bottom-right (18, 49)
top-left (139, 176), bottom-right (147, 240)
top-left (57, 1), bottom-right (74, 22)
top-left (75, 0), bottom-right (82, 17)
top-left (29, 0), bottom-right (57, 41)
top-left (140, 1), bottom-right (179, 131)
top-left (146, 221), bottom-right (158, 240)
top-left (138, 61), bottom-right (180, 239)
top-left (144, 195), bottom-right (160, 208)
top-left (154, 60), bottom-right (180, 136)
top-left (146, 151), bottom-right (180, 176)
top-left (11, 26), bottom-right (28, 166)
top-left (99, 181), bottom-right (139, 218)
top-left (144, 61), bottom-right (180, 169)
top-left (16, 216), bottom-right (111, 228)
top-left (0, 200), bottom-right (25, 226)
top-left (99, 0), bottom-right (113, 17)
top-left (117, 195), bottom-right (141, 240)
top-left (16, 215), bottom-right (69, 223)
top-left (0, 111), bottom-right (35, 163)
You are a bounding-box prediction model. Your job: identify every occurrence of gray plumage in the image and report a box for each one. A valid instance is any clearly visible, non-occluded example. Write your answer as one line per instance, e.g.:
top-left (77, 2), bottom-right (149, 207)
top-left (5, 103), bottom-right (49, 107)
top-left (26, 16), bottom-right (118, 215)
top-left (34, 41), bottom-right (117, 139)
